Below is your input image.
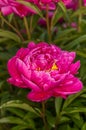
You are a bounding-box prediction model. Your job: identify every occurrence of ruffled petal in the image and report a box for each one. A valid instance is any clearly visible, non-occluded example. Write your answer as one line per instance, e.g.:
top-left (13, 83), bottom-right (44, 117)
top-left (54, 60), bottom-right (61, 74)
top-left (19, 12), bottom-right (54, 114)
top-left (16, 58), bottom-right (31, 79)
top-left (53, 75), bottom-right (83, 95)
top-left (12, 4), bottom-right (29, 17)
top-left (27, 90), bottom-right (52, 102)
top-left (7, 56), bottom-right (21, 79)
top-left (1, 6), bottom-right (13, 15)
top-left (58, 52), bottom-right (76, 73)
top-left (7, 78), bottom-right (27, 88)
top-left (16, 48), bottom-right (29, 60)
top-left (21, 75), bottom-right (41, 91)
top-left (31, 71), bottom-right (56, 91)
top-left (69, 61), bottom-right (80, 74)
top-left (27, 41), bottom-right (36, 49)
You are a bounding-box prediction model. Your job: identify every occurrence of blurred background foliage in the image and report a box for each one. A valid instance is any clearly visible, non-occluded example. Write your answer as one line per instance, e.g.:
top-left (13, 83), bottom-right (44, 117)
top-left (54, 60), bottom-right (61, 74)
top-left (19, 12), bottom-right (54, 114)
top-left (0, 1), bottom-right (86, 130)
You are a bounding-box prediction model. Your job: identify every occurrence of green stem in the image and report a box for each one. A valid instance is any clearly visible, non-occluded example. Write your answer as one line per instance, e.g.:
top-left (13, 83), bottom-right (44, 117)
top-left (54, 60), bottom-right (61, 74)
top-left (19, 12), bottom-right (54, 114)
top-left (41, 102), bottom-right (49, 130)
top-left (78, 0), bottom-right (82, 33)
top-left (0, 14), bottom-right (24, 41)
top-left (46, 4), bottom-right (52, 43)
top-left (13, 16), bottom-right (20, 31)
top-left (54, 115), bottom-right (60, 130)
top-left (30, 15), bottom-right (33, 34)
top-left (23, 16), bottom-right (31, 40)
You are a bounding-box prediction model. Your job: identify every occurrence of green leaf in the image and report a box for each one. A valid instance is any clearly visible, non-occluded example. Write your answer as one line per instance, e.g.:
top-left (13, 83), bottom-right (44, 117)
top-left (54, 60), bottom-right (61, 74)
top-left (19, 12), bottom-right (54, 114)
top-left (55, 98), bottom-right (63, 115)
top-left (62, 107), bottom-right (86, 114)
top-left (0, 100), bottom-right (40, 116)
top-left (11, 125), bottom-right (29, 130)
top-left (0, 117), bottom-right (27, 125)
top-left (62, 89), bottom-right (86, 109)
top-left (54, 28), bottom-right (76, 42)
top-left (46, 111), bottom-right (55, 127)
top-left (58, 124), bottom-right (69, 130)
top-left (0, 38), bottom-right (9, 43)
top-left (7, 108), bottom-right (25, 118)
top-left (76, 51), bottom-right (86, 58)
top-left (0, 81), bottom-right (4, 89)
top-left (71, 7), bottom-right (86, 18)
top-left (58, 2), bottom-right (69, 22)
top-left (59, 116), bottom-right (70, 124)
top-left (71, 117), bottom-right (83, 128)
top-left (51, 8), bottom-right (63, 28)
top-left (65, 35), bottom-right (86, 49)
top-left (82, 123), bottom-right (86, 130)
top-left (7, 14), bottom-right (14, 23)
top-left (58, 2), bottom-right (67, 14)
top-left (0, 29), bottom-right (21, 43)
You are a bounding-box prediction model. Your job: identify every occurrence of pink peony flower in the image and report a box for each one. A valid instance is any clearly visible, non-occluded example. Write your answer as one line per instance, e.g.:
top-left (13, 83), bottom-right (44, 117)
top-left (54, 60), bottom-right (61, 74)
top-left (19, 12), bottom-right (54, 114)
top-left (7, 42), bottom-right (83, 102)
top-left (84, 0), bottom-right (86, 6)
top-left (27, 0), bottom-right (72, 10)
top-left (0, 0), bottom-right (36, 17)
top-left (27, 0), bottom-right (72, 5)
top-left (66, 0), bottom-right (78, 10)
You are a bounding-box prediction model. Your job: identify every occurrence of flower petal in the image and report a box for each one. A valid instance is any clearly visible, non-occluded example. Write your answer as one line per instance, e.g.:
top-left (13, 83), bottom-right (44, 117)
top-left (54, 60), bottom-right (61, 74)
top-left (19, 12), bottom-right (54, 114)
top-left (21, 75), bottom-right (41, 91)
top-left (69, 61), bottom-right (80, 74)
top-left (31, 71), bottom-right (56, 91)
top-left (27, 90), bottom-right (52, 102)
top-left (16, 48), bottom-right (29, 60)
top-left (27, 41), bottom-right (36, 49)
top-left (7, 78), bottom-right (27, 88)
top-left (7, 56), bottom-right (21, 79)
top-left (53, 76), bottom-right (83, 95)
top-left (16, 58), bottom-right (31, 79)
top-left (1, 6), bottom-right (13, 15)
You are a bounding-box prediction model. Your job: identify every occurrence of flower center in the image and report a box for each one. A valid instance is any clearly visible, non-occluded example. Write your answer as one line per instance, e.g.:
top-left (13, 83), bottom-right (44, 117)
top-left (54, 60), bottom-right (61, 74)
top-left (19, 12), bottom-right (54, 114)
top-left (51, 63), bottom-right (58, 70)
top-left (36, 62), bottom-right (58, 71)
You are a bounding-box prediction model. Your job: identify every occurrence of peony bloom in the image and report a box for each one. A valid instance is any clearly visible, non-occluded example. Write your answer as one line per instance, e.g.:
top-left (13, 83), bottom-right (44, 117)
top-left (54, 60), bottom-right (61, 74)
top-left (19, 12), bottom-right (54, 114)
top-left (84, 0), bottom-right (86, 6)
top-left (66, 0), bottom-right (78, 10)
top-left (27, 0), bottom-right (72, 10)
top-left (7, 42), bottom-right (83, 102)
top-left (28, 0), bottom-right (72, 5)
top-left (0, 0), bottom-right (36, 17)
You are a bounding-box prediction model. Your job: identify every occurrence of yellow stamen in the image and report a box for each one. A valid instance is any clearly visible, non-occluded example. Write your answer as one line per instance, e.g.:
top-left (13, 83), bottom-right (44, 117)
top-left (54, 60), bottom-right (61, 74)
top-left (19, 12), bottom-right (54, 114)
top-left (51, 63), bottom-right (58, 70)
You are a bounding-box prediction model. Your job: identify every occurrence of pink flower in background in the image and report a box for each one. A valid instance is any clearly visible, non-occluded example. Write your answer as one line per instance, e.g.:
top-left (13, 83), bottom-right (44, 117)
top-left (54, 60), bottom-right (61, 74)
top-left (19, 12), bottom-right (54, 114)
top-left (0, 0), bottom-right (36, 17)
top-left (27, 0), bottom-right (72, 10)
top-left (62, 22), bottom-right (77, 29)
top-left (27, 0), bottom-right (72, 4)
top-left (61, 0), bottom-right (72, 5)
top-left (66, 0), bottom-right (78, 10)
top-left (7, 42), bottom-right (83, 102)
top-left (84, 0), bottom-right (86, 6)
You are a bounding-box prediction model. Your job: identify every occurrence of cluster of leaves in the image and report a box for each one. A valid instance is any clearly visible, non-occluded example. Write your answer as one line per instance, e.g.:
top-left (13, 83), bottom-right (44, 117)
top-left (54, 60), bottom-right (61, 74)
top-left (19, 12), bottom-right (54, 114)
top-left (0, 1), bottom-right (86, 130)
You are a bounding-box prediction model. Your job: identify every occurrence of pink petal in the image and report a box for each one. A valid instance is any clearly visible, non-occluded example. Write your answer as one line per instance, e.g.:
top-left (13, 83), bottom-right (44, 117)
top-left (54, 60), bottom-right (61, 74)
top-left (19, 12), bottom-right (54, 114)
top-left (1, 6), bottom-right (13, 15)
top-left (16, 48), bottom-right (29, 60)
top-left (53, 76), bottom-right (83, 95)
top-left (27, 42), bottom-right (36, 49)
top-left (27, 90), bottom-right (52, 102)
top-left (21, 75), bottom-right (41, 91)
top-left (7, 56), bottom-right (21, 79)
top-left (16, 58), bottom-right (31, 79)
top-left (12, 4), bottom-right (29, 17)
top-left (70, 61), bottom-right (80, 74)
top-left (7, 78), bottom-right (27, 88)
top-left (31, 71), bottom-right (56, 91)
